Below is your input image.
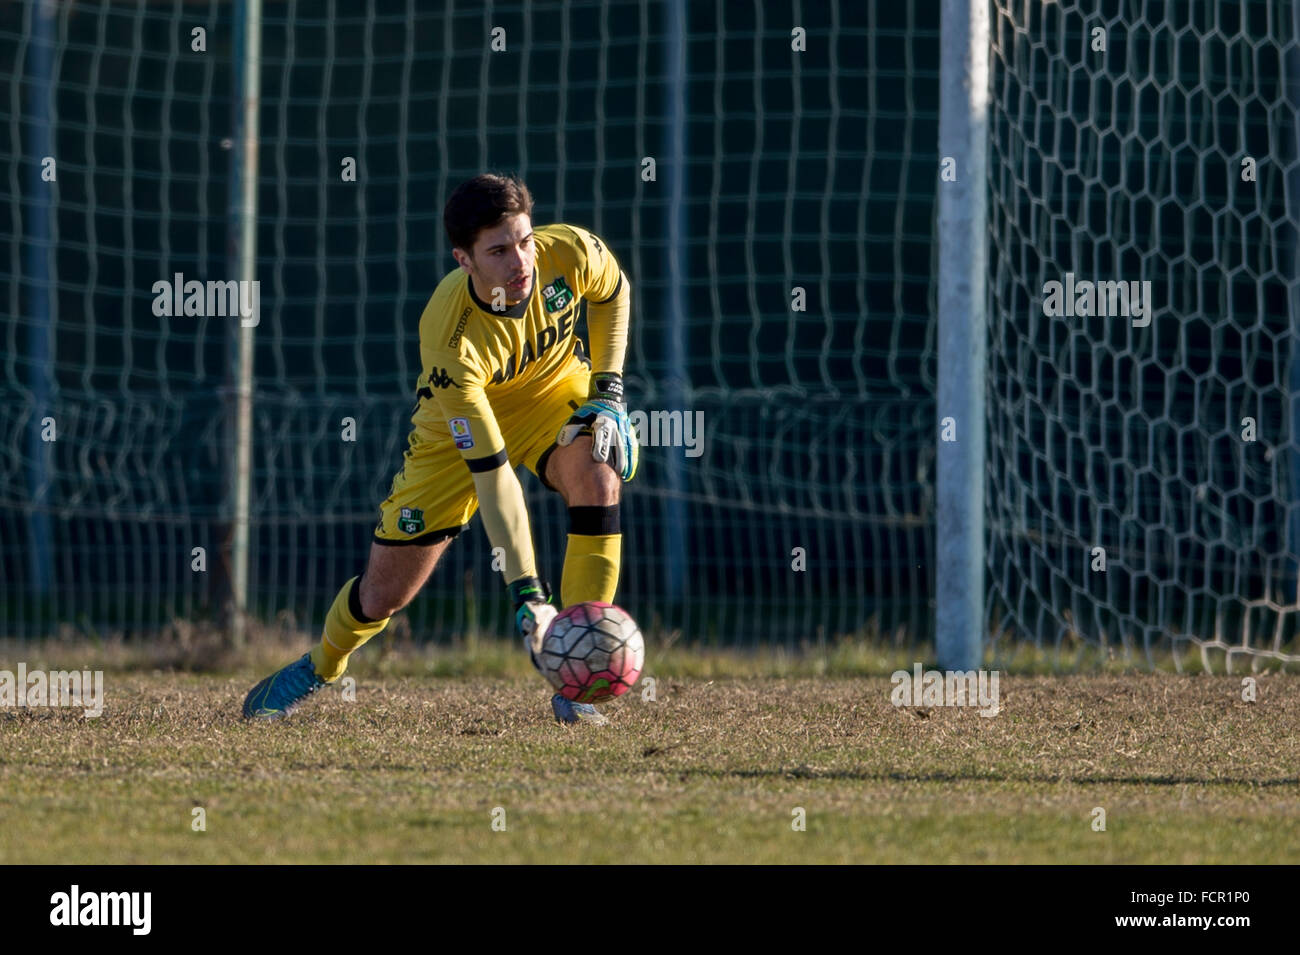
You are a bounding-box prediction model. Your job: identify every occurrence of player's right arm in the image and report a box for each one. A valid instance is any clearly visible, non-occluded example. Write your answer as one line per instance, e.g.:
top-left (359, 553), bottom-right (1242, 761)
top-left (426, 366), bottom-right (536, 581)
top-left (421, 336), bottom-right (555, 646)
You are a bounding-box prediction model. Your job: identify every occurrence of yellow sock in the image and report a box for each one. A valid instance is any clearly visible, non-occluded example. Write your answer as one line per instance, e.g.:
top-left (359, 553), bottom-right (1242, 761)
top-left (310, 576), bottom-right (390, 682)
top-left (561, 533), bottom-right (621, 606)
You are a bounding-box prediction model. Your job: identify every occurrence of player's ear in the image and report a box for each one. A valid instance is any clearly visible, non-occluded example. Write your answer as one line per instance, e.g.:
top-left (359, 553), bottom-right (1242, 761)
top-left (452, 247), bottom-right (473, 273)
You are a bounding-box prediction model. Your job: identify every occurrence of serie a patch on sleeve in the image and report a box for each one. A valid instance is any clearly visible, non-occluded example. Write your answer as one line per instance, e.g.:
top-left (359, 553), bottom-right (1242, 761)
top-left (450, 417), bottom-right (474, 449)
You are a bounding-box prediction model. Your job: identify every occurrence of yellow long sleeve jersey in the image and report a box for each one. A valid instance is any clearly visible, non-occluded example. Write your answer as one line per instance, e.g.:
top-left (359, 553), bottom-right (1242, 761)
top-left (412, 223), bottom-right (630, 587)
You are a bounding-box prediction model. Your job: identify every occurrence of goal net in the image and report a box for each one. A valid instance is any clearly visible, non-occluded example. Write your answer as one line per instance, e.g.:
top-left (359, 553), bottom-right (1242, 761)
top-left (986, 0), bottom-right (1300, 668)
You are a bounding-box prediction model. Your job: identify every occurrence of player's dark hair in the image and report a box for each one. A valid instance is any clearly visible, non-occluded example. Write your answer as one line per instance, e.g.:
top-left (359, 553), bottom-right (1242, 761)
top-left (444, 174), bottom-right (535, 253)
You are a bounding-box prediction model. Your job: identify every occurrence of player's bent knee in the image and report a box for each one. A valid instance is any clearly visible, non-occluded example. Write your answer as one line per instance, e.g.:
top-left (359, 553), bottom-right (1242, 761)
top-left (356, 574), bottom-right (404, 621)
top-left (359, 538), bottom-right (449, 619)
top-left (567, 459), bottom-right (621, 506)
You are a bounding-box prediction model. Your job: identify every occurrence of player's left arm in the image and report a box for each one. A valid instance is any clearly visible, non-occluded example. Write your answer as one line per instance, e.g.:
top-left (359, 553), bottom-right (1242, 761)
top-left (573, 226), bottom-right (630, 377)
top-left (556, 226), bottom-right (638, 481)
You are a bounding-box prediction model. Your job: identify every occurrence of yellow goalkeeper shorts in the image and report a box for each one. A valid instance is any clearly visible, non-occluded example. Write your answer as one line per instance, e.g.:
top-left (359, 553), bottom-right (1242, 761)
top-left (373, 360), bottom-right (590, 546)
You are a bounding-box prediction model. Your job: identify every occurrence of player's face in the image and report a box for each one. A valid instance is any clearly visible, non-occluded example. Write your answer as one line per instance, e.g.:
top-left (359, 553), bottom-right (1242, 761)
top-left (458, 214), bottom-right (536, 306)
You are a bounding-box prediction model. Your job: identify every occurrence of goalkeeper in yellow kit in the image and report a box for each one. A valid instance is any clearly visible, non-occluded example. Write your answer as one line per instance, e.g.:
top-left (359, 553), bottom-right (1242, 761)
top-left (243, 174), bottom-right (636, 724)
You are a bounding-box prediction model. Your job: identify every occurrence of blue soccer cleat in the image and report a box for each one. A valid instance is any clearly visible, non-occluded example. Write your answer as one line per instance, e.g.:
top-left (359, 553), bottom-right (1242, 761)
top-left (551, 693), bottom-right (610, 726)
top-left (242, 652), bottom-right (329, 720)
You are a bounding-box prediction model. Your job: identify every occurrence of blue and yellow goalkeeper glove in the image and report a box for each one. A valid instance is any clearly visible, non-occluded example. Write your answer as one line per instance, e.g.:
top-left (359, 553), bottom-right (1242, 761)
top-left (510, 576), bottom-right (557, 658)
top-left (556, 372), bottom-right (639, 481)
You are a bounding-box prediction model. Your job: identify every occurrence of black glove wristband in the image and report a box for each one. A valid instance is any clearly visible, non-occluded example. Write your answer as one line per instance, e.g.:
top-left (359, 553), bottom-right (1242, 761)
top-left (589, 372), bottom-right (624, 403)
top-left (508, 576), bottom-right (552, 609)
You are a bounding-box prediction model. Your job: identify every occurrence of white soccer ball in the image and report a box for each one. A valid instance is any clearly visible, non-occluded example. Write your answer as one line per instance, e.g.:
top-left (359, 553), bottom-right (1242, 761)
top-left (537, 601), bottom-right (645, 703)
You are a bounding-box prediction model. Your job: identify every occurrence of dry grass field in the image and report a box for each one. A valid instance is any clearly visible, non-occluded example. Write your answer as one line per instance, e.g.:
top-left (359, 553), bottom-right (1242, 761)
top-left (1, 638), bottom-right (1296, 864)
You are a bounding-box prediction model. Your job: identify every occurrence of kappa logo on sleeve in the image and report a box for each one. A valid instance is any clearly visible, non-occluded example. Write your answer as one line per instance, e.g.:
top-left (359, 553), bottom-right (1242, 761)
top-left (450, 417), bottom-right (474, 450)
top-left (447, 307), bottom-right (472, 348)
top-left (429, 367), bottom-right (460, 389)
